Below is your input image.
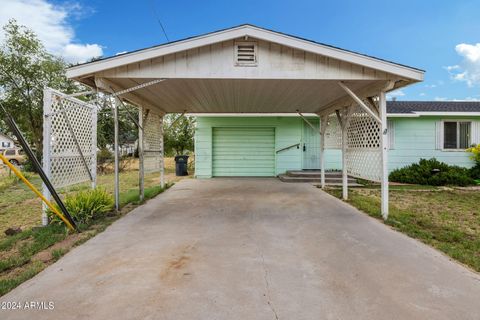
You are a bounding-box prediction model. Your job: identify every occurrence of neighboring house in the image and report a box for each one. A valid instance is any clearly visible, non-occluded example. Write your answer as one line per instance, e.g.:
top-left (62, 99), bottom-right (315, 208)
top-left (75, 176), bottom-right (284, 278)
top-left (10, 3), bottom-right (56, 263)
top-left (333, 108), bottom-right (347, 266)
top-left (194, 101), bottom-right (480, 177)
top-left (0, 132), bottom-right (15, 151)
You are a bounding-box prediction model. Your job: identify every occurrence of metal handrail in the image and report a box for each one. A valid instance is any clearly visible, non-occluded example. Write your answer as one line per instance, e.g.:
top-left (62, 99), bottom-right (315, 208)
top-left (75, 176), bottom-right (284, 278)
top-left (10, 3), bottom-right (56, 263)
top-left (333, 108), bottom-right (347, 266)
top-left (276, 143), bottom-right (300, 154)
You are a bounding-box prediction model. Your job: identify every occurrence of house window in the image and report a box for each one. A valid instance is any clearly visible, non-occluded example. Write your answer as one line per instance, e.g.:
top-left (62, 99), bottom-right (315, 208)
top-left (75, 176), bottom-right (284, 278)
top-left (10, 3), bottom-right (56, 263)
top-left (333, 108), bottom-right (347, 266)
top-left (443, 121), bottom-right (471, 149)
top-left (4, 149), bottom-right (15, 156)
top-left (1, 142), bottom-right (10, 148)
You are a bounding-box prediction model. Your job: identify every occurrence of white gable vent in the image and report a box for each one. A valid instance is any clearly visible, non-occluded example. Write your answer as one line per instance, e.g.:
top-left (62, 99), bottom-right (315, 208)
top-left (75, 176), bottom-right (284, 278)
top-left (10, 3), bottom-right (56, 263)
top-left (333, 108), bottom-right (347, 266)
top-left (235, 42), bottom-right (257, 66)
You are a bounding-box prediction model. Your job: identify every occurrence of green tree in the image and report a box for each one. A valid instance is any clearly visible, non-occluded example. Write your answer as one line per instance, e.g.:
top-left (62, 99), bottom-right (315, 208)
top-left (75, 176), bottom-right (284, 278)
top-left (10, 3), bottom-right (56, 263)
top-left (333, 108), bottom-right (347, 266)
top-left (96, 102), bottom-right (138, 149)
top-left (0, 19), bottom-right (81, 157)
top-left (163, 114), bottom-right (195, 156)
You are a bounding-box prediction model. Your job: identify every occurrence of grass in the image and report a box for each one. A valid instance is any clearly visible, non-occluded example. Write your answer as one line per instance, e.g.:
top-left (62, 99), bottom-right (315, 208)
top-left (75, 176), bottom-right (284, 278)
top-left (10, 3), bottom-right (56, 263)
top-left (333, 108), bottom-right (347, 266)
top-left (0, 157), bottom-right (185, 296)
top-left (0, 157), bottom-right (184, 240)
top-left (325, 185), bottom-right (480, 272)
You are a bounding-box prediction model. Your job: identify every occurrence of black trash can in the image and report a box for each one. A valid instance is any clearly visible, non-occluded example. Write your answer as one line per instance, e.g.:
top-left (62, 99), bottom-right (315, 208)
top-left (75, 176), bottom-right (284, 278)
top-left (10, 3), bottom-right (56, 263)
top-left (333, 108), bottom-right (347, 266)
top-left (174, 155), bottom-right (189, 176)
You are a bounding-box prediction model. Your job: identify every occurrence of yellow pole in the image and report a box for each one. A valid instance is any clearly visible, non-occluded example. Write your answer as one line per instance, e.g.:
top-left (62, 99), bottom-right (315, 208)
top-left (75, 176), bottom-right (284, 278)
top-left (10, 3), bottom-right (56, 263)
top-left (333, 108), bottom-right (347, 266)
top-left (0, 154), bottom-right (75, 231)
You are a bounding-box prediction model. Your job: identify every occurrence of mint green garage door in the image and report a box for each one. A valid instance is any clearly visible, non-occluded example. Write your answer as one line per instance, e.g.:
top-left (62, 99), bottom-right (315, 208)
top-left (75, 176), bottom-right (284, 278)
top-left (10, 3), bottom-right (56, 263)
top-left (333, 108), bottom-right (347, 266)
top-left (212, 127), bottom-right (275, 177)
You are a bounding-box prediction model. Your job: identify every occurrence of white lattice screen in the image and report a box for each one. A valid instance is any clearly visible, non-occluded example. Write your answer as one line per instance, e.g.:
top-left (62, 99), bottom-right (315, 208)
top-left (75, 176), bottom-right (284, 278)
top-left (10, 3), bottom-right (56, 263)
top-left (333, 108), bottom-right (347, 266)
top-left (324, 113), bottom-right (342, 149)
top-left (143, 109), bottom-right (163, 173)
top-left (345, 105), bottom-right (382, 182)
top-left (43, 88), bottom-right (97, 188)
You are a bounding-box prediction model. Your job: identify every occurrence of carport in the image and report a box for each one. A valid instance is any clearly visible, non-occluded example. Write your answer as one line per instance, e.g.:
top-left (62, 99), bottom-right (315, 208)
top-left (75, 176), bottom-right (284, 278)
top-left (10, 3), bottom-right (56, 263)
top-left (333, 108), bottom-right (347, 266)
top-left (62, 24), bottom-right (424, 219)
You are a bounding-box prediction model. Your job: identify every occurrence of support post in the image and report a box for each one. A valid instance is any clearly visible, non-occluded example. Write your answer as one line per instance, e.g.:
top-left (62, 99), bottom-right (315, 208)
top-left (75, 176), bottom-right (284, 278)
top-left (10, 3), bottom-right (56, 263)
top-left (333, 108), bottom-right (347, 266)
top-left (338, 107), bottom-right (352, 200)
top-left (91, 105), bottom-right (97, 189)
top-left (113, 98), bottom-right (120, 211)
top-left (42, 88), bottom-right (52, 226)
top-left (341, 115), bottom-right (348, 200)
top-left (379, 91), bottom-right (389, 219)
top-left (138, 106), bottom-right (145, 202)
top-left (319, 115), bottom-right (328, 189)
top-left (160, 115), bottom-right (165, 188)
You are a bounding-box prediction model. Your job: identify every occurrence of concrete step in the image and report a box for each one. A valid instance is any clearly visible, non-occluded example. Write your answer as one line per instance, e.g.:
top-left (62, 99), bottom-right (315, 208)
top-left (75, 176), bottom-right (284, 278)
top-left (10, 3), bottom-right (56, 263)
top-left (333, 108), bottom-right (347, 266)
top-left (278, 174), bottom-right (362, 186)
top-left (286, 170), bottom-right (343, 178)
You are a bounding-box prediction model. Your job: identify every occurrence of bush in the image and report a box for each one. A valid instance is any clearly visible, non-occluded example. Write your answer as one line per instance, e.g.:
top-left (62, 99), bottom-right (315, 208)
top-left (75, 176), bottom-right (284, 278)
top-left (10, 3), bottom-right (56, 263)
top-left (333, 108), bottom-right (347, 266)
top-left (48, 188), bottom-right (114, 226)
top-left (467, 145), bottom-right (480, 180)
top-left (389, 158), bottom-right (474, 186)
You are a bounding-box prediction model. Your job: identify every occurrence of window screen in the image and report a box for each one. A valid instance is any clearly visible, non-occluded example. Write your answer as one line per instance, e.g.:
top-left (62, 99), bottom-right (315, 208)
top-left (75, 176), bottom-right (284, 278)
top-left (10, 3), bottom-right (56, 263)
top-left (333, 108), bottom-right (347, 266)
top-left (443, 121), bottom-right (471, 149)
top-left (459, 122), bottom-right (470, 149)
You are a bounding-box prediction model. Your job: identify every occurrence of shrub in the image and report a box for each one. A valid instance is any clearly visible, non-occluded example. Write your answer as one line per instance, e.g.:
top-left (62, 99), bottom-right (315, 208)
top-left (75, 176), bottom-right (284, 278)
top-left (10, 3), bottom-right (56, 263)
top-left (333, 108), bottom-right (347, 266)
top-left (389, 158), bottom-right (474, 186)
top-left (48, 188), bottom-right (114, 226)
top-left (467, 144), bottom-right (480, 163)
top-left (467, 145), bottom-right (480, 180)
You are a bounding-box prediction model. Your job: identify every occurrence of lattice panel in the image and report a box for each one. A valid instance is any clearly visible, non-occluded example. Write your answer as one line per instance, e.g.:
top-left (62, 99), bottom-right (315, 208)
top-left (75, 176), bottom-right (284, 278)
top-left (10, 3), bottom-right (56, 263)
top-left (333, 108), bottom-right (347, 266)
top-left (143, 109), bottom-right (163, 173)
top-left (346, 106), bottom-right (382, 182)
top-left (44, 88), bottom-right (97, 188)
top-left (324, 113), bottom-right (341, 149)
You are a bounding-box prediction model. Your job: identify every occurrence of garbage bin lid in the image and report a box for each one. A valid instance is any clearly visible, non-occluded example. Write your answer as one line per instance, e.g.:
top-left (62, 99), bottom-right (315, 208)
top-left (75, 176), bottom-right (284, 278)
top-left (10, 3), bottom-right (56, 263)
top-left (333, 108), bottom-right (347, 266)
top-left (175, 155), bottom-right (189, 162)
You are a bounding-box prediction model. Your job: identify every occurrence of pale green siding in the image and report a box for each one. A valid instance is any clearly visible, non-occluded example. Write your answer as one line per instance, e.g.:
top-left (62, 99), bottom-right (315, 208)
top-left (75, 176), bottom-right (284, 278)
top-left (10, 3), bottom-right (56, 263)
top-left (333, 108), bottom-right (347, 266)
top-left (389, 116), bottom-right (479, 171)
top-left (195, 115), bottom-right (479, 178)
top-left (195, 117), bottom-right (303, 178)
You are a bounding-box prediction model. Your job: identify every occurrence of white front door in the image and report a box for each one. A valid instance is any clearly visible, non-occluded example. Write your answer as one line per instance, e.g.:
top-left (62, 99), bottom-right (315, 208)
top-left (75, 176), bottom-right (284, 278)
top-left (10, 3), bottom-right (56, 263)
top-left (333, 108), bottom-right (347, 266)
top-left (302, 119), bottom-right (320, 169)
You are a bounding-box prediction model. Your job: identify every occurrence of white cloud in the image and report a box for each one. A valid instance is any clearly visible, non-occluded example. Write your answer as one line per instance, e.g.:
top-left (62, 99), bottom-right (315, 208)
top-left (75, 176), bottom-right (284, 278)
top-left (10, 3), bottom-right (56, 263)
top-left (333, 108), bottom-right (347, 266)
top-left (63, 43), bottom-right (102, 63)
top-left (446, 43), bottom-right (480, 87)
top-left (386, 89), bottom-right (405, 100)
top-left (424, 84), bottom-right (436, 88)
top-left (0, 0), bottom-right (103, 63)
top-left (434, 97), bottom-right (448, 101)
top-left (419, 93), bottom-right (426, 96)
top-left (456, 43), bottom-right (480, 63)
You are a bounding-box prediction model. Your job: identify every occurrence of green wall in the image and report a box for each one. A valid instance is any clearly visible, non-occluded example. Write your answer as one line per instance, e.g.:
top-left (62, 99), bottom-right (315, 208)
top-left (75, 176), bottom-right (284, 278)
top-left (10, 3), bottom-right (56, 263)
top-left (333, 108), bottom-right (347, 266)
top-left (195, 117), bottom-right (302, 178)
top-left (195, 116), bottom-right (479, 178)
top-left (389, 116), bottom-right (479, 171)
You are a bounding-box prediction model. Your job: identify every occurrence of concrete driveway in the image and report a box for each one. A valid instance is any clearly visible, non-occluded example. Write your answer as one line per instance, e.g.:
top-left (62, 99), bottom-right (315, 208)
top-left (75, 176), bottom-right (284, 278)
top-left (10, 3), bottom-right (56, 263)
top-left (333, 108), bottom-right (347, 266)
top-left (2, 178), bottom-right (480, 320)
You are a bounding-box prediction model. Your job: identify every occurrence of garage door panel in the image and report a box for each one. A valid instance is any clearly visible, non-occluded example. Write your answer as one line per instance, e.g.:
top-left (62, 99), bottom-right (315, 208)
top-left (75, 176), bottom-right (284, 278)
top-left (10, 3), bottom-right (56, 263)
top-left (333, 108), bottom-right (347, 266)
top-left (212, 127), bottom-right (275, 177)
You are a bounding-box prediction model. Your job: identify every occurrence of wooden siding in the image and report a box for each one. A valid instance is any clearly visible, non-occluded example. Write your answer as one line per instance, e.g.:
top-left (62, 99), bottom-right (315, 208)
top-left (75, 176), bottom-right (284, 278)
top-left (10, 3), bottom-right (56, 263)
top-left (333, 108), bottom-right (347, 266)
top-left (196, 116), bottom-right (480, 178)
top-left (388, 116), bottom-right (480, 171)
top-left (195, 117), bottom-right (302, 177)
top-left (195, 116), bottom-right (347, 177)
top-left (98, 38), bottom-right (394, 80)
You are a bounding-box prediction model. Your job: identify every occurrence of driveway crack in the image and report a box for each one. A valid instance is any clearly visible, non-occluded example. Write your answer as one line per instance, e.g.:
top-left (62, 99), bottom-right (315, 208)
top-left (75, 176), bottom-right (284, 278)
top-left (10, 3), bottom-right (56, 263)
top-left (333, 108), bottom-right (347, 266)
top-left (259, 249), bottom-right (279, 320)
top-left (248, 231), bottom-right (279, 320)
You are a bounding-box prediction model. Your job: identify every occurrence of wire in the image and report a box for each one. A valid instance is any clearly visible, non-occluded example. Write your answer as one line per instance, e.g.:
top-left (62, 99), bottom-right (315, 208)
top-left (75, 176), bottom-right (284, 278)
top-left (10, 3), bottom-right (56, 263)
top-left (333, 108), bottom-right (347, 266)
top-left (148, 0), bottom-right (170, 42)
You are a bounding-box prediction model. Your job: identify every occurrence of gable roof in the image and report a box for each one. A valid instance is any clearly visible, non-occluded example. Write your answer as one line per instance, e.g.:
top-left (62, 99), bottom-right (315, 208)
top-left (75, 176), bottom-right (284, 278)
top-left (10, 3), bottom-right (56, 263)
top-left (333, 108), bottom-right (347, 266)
top-left (387, 101), bottom-right (480, 114)
top-left (67, 24), bottom-right (424, 81)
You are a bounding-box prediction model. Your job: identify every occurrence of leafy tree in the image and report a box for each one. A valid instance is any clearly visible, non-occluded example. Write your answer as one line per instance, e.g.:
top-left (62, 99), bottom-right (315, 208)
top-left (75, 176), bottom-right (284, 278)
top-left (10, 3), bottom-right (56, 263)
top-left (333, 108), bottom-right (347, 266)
top-left (0, 19), bottom-right (81, 158)
top-left (163, 114), bottom-right (195, 156)
top-left (96, 101), bottom-right (138, 149)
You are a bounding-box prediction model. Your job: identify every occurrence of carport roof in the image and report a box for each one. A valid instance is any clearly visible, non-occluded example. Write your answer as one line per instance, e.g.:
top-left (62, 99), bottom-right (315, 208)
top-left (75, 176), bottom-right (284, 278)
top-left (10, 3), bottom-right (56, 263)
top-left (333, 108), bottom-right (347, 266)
top-left (66, 24), bottom-right (424, 114)
top-left (68, 24), bottom-right (424, 76)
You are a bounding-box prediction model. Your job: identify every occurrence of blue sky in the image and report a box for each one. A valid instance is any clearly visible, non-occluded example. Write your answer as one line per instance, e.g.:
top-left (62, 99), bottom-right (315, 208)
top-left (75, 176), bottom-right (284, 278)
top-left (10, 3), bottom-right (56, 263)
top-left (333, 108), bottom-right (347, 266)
top-left (2, 0), bottom-right (480, 101)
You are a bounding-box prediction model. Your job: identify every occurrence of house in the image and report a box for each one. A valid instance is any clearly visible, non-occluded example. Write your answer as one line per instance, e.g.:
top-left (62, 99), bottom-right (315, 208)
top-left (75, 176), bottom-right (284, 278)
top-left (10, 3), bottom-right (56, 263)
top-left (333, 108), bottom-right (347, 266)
top-left (194, 101), bottom-right (480, 177)
top-left (66, 24), bottom-right (425, 217)
top-left (0, 132), bottom-right (15, 151)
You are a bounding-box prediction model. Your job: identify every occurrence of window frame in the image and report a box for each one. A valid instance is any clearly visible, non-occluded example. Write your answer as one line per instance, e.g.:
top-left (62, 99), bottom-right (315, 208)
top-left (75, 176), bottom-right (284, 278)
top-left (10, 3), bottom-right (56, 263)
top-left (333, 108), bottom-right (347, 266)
top-left (441, 119), bottom-right (472, 151)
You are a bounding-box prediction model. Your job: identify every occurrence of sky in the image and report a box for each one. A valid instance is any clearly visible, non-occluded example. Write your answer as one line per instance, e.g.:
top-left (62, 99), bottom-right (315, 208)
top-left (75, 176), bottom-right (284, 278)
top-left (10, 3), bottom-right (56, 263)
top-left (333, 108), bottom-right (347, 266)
top-left (1, 0), bottom-right (480, 101)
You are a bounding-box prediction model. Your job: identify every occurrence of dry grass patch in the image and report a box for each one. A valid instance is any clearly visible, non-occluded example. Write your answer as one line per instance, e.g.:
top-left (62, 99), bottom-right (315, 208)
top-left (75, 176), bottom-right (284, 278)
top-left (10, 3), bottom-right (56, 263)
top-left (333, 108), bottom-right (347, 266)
top-left (325, 185), bottom-right (480, 272)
